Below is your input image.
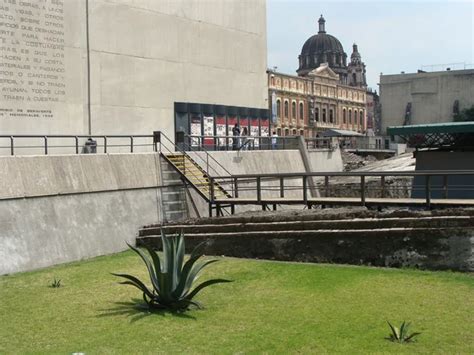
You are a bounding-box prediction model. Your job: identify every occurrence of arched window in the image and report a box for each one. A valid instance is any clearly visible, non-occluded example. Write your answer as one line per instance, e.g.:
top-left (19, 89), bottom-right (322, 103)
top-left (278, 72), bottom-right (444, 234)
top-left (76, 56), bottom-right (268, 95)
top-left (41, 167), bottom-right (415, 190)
top-left (329, 109), bottom-right (334, 123)
top-left (360, 111), bottom-right (364, 126)
top-left (276, 100), bottom-right (281, 118)
top-left (284, 101), bottom-right (289, 118)
top-left (299, 102), bottom-right (304, 120)
top-left (349, 109), bottom-right (352, 124)
top-left (271, 77), bottom-right (275, 86)
top-left (343, 108), bottom-right (346, 124)
top-left (292, 129), bottom-right (297, 135)
top-left (291, 101), bottom-right (296, 119)
top-left (322, 108), bottom-right (327, 123)
top-left (352, 73), bottom-right (357, 85)
top-left (315, 108), bottom-right (319, 121)
top-left (353, 110), bottom-right (358, 125)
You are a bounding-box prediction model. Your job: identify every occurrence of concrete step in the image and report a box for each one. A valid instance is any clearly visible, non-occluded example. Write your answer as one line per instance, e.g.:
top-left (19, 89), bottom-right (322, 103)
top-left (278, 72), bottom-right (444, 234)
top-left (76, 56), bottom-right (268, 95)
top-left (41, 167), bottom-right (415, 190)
top-left (138, 215), bottom-right (474, 237)
top-left (137, 226), bottom-right (474, 271)
top-left (144, 208), bottom-right (474, 228)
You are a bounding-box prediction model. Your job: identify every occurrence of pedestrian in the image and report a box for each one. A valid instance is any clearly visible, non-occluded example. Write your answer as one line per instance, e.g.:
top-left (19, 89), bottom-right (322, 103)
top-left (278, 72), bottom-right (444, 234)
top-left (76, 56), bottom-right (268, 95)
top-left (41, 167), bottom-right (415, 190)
top-left (232, 123), bottom-right (240, 150)
top-left (271, 131), bottom-right (278, 150)
top-left (241, 127), bottom-right (250, 150)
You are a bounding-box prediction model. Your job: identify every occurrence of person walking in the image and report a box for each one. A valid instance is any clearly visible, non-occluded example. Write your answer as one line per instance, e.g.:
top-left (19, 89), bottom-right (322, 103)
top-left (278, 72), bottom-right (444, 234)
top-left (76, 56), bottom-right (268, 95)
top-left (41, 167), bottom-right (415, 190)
top-left (271, 131), bottom-right (278, 150)
top-left (232, 123), bottom-right (240, 150)
top-left (241, 127), bottom-right (250, 150)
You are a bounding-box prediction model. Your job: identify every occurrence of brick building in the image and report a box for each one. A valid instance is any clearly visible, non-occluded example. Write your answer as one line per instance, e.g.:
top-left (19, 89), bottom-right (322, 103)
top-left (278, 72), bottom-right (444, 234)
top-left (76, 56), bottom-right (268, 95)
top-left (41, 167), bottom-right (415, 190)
top-left (269, 15), bottom-right (377, 137)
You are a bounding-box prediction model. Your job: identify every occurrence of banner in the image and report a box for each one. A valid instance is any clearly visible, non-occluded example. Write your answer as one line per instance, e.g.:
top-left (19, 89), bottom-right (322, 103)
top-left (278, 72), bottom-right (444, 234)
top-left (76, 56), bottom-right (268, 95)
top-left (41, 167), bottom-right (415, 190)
top-left (190, 116), bottom-right (201, 147)
top-left (203, 115), bottom-right (214, 146)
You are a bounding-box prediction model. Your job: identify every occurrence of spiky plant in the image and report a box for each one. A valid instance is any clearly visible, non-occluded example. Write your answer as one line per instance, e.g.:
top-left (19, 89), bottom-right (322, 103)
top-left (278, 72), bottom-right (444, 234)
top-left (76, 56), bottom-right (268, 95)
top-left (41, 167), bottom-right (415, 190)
top-left (387, 321), bottom-right (421, 343)
top-left (112, 233), bottom-right (231, 311)
top-left (49, 278), bottom-right (61, 288)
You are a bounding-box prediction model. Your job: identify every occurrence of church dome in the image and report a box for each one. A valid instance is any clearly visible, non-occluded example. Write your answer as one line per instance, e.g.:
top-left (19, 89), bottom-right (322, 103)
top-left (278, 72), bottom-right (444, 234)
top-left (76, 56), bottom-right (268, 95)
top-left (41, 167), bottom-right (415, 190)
top-left (297, 15), bottom-right (348, 76)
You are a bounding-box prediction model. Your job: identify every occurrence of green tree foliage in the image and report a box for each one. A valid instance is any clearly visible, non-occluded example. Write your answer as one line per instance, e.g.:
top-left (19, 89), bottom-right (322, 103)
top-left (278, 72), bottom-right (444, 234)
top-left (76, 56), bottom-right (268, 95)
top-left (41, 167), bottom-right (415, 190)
top-left (453, 105), bottom-right (474, 122)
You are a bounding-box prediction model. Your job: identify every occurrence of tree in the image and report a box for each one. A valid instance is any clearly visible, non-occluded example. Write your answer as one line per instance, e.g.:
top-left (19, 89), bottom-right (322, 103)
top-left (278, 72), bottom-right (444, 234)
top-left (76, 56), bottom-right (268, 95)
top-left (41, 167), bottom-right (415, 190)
top-left (453, 105), bottom-right (474, 122)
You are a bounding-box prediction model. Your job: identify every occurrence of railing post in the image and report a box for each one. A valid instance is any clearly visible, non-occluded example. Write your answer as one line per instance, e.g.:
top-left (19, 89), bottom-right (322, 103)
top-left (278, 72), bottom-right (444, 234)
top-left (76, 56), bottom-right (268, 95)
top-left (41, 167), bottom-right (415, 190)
top-left (443, 175), bottom-right (448, 199)
top-left (44, 136), bottom-right (48, 155)
top-left (302, 175), bottom-right (308, 203)
top-left (324, 176), bottom-right (329, 197)
top-left (130, 136), bottom-right (134, 153)
top-left (425, 175), bottom-right (431, 207)
top-left (256, 177), bottom-right (261, 202)
top-left (381, 175), bottom-right (385, 198)
top-left (206, 153), bottom-right (209, 175)
top-left (209, 177), bottom-right (215, 202)
top-left (10, 136), bottom-right (14, 156)
top-left (234, 177), bottom-right (239, 198)
top-left (75, 136), bottom-right (79, 154)
top-left (360, 175), bottom-right (366, 206)
top-left (280, 177), bottom-right (284, 198)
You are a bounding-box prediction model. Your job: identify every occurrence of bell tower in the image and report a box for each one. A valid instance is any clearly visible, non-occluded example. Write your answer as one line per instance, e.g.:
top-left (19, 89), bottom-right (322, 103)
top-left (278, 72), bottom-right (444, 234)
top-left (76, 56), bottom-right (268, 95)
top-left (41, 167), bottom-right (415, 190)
top-left (347, 43), bottom-right (367, 88)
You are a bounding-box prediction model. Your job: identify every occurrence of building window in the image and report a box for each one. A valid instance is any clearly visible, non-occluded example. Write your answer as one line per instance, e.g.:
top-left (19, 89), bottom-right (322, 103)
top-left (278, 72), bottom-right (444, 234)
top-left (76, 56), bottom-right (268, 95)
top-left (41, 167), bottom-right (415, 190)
top-left (293, 129), bottom-right (297, 135)
top-left (291, 101), bottom-right (296, 119)
top-left (322, 108), bottom-right (327, 123)
top-left (360, 111), bottom-right (364, 126)
top-left (284, 101), bottom-right (289, 118)
top-left (299, 102), bottom-right (304, 120)
top-left (349, 110), bottom-right (352, 124)
top-left (285, 128), bottom-right (289, 136)
top-left (343, 108), bottom-right (346, 124)
top-left (276, 100), bottom-right (281, 118)
top-left (277, 128), bottom-right (281, 136)
top-left (353, 110), bottom-right (358, 124)
top-left (315, 108), bottom-right (319, 122)
top-left (300, 130), bottom-right (304, 136)
top-left (329, 109), bottom-right (334, 123)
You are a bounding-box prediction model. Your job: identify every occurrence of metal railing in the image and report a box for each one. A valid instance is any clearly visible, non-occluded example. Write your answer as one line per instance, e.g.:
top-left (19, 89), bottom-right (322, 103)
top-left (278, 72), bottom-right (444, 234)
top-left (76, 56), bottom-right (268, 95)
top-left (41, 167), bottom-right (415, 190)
top-left (208, 170), bottom-right (474, 209)
top-left (156, 132), bottom-right (234, 202)
top-left (184, 134), bottom-right (299, 151)
top-left (0, 134), bottom-right (155, 155)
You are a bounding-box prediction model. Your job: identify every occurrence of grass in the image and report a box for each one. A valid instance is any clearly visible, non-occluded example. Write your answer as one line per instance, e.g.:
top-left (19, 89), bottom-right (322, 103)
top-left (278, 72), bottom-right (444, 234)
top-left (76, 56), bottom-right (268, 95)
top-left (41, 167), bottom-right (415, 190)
top-left (0, 251), bottom-right (473, 354)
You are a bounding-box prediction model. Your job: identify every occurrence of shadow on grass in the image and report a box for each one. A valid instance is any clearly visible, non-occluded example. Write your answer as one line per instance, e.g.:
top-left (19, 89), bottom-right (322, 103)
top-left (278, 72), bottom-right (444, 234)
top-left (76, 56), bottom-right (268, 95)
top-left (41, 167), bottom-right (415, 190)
top-left (97, 299), bottom-right (197, 323)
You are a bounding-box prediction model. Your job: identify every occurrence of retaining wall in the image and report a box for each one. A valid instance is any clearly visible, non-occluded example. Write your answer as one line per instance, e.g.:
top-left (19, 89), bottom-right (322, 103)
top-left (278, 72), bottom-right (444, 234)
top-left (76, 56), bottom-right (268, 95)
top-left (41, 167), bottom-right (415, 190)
top-left (1, 148), bottom-right (343, 274)
top-left (0, 153), bottom-right (164, 274)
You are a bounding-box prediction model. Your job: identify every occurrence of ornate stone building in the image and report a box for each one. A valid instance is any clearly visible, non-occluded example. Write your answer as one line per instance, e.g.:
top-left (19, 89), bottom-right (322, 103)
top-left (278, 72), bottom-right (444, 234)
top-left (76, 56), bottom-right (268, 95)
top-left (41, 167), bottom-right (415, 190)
top-left (269, 15), bottom-right (373, 137)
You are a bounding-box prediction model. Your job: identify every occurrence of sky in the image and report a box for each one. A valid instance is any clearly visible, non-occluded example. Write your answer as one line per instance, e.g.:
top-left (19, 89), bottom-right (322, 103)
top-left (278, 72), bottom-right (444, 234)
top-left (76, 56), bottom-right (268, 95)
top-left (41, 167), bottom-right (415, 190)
top-left (267, 0), bottom-right (474, 90)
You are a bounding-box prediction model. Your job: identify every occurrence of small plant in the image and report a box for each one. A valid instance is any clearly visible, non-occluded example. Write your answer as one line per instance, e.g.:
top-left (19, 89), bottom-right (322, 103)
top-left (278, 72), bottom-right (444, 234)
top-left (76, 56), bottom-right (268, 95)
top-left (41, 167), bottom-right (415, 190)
top-left (49, 278), bottom-right (61, 288)
top-left (386, 321), bottom-right (421, 343)
top-left (112, 232), bottom-right (231, 311)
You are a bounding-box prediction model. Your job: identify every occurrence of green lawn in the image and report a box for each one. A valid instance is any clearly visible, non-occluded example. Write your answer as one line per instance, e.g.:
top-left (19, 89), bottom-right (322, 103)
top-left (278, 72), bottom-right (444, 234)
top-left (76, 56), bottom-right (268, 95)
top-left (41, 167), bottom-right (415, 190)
top-left (1, 252), bottom-right (473, 354)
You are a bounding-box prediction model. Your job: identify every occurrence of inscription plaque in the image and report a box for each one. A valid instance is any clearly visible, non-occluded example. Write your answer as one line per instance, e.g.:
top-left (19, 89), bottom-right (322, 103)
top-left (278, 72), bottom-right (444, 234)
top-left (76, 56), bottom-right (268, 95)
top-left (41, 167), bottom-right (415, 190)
top-left (0, 0), bottom-right (66, 120)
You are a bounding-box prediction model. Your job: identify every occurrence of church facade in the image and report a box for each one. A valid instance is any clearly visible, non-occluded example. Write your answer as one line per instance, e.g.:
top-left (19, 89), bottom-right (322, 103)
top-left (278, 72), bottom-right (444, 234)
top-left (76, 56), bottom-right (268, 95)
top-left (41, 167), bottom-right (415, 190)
top-left (269, 15), bottom-right (375, 137)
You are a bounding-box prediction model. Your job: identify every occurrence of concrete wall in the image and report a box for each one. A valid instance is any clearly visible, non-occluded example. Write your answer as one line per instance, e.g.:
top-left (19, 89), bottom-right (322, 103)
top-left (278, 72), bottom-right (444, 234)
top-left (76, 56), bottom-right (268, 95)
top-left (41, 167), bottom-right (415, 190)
top-left (0, 0), bottom-right (268, 143)
top-left (307, 149), bottom-right (343, 172)
top-left (0, 147), bottom-right (343, 273)
top-left (0, 153), bottom-right (164, 274)
top-left (380, 69), bottom-right (474, 133)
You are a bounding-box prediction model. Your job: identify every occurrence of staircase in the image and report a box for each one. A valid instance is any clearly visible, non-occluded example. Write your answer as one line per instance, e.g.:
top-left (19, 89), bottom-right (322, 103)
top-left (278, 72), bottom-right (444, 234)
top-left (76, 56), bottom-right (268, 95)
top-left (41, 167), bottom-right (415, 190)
top-left (159, 156), bottom-right (188, 222)
top-left (163, 153), bottom-right (231, 201)
top-left (137, 208), bottom-right (474, 271)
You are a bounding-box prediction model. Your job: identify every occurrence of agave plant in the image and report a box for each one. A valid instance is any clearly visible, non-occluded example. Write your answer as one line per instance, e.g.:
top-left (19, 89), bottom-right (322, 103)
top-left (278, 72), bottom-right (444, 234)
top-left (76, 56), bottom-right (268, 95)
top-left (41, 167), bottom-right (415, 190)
top-left (387, 321), bottom-right (421, 343)
top-left (112, 232), bottom-right (230, 311)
